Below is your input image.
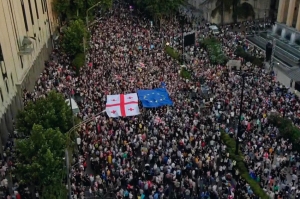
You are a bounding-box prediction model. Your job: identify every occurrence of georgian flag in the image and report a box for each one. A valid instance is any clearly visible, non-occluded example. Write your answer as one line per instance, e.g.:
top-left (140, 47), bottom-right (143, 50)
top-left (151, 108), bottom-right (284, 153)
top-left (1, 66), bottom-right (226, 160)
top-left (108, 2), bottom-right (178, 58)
top-left (106, 93), bottom-right (140, 117)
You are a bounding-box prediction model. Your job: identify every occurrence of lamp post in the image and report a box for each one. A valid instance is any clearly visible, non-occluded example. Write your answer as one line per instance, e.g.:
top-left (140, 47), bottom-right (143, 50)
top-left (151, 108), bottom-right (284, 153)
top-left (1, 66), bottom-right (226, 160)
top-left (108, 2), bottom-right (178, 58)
top-left (86, 2), bottom-right (102, 27)
top-left (235, 71), bottom-right (252, 155)
top-left (130, 5), bottom-right (134, 43)
top-left (130, 5), bottom-right (134, 67)
top-left (64, 111), bottom-right (105, 199)
top-left (65, 149), bottom-right (72, 199)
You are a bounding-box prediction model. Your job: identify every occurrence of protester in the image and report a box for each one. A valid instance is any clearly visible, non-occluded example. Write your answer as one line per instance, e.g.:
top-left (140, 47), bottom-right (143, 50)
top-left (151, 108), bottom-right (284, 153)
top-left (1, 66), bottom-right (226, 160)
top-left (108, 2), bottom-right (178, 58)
top-left (13, 2), bottom-right (300, 199)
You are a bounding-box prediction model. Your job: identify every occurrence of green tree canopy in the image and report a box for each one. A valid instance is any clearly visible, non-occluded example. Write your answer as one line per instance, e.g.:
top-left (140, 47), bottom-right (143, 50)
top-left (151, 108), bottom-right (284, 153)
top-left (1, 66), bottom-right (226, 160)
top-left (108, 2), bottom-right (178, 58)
top-left (53, 0), bottom-right (112, 20)
top-left (15, 124), bottom-right (67, 199)
top-left (61, 19), bottom-right (89, 56)
top-left (135, 0), bottom-right (185, 21)
top-left (52, 0), bottom-right (70, 18)
top-left (88, 0), bottom-right (112, 11)
top-left (16, 91), bottom-right (73, 137)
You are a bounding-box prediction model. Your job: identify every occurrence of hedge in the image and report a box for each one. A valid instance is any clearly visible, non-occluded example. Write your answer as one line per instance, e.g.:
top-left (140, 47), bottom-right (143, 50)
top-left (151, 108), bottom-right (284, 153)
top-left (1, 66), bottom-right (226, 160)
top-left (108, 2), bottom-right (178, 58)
top-left (180, 67), bottom-right (191, 79)
top-left (72, 53), bottom-right (85, 76)
top-left (268, 115), bottom-right (300, 152)
top-left (234, 46), bottom-right (264, 67)
top-left (221, 131), bottom-right (269, 199)
top-left (165, 45), bottom-right (180, 61)
top-left (200, 37), bottom-right (228, 65)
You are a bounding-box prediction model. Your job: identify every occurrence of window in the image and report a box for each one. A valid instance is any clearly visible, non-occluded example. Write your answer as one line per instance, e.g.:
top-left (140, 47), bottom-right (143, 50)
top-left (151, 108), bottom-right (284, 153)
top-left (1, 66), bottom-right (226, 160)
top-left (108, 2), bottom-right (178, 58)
top-left (0, 88), bottom-right (3, 102)
top-left (20, 56), bottom-right (24, 68)
top-left (41, 0), bottom-right (44, 13)
top-left (34, 0), bottom-right (39, 19)
top-left (8, 0), bottom-right (20, 47)
top-left (11, 73), bottom-right (14, 86)
top-left (21, 0), bottom-right (29, 31)
top-left (5, 79), bottom-right (9, 93)
top-left (0, 44), bottom-right (3, 62)
top-left (0, 62), bottom-right (8, 94)
top-left (28, 0), bottom-right (34, 25)
top-left (43, 0), bottom-right (48, 13)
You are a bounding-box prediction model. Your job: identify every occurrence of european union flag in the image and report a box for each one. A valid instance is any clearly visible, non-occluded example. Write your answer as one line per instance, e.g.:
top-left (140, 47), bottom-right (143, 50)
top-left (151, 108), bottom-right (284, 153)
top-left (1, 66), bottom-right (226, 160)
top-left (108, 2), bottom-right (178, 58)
top-left (137, 88), bottom-right (173, 108)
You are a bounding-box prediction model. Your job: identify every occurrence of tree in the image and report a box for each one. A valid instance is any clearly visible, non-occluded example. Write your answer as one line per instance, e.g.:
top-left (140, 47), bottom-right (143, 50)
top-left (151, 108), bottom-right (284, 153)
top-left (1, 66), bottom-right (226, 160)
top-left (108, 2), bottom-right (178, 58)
top-left (15, 125), bottom-right (67, 199)
top-left (72, 53), bottom-right (85, 75)
top-left (16, 91), bottom-right (73, 137)
top-left (87, 0), bottom-right (113, 11)
top-left (61, 19), bottom-right (89, 57)
top-left (211, 0), bottom-right (254, 23)
top-left (211, 0), bottom-right (235, 24)
top-left (52, 0), bottom-right (70, 21)
top-left (134, 0), bottom-right (185, 25)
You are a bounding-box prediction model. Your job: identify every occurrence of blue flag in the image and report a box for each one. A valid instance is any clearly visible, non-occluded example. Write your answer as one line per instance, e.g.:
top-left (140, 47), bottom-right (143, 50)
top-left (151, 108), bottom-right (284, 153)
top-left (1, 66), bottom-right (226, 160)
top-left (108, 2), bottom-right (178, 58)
top-left (161, 82), bottom-right (166, 88)
top-left (137, 88), bottom-right (173, 108)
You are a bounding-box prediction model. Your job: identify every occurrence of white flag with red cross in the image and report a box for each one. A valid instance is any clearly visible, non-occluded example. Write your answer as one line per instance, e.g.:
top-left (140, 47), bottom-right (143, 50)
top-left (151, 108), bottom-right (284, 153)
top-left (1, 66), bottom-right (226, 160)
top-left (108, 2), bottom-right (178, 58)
top-left (105, 93), bottom-right (140, 117)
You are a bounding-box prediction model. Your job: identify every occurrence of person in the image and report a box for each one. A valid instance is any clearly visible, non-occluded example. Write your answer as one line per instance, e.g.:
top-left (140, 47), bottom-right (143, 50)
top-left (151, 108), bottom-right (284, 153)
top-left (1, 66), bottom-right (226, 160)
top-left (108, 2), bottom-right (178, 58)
top-left (21, 2), bottom-right (300, 199)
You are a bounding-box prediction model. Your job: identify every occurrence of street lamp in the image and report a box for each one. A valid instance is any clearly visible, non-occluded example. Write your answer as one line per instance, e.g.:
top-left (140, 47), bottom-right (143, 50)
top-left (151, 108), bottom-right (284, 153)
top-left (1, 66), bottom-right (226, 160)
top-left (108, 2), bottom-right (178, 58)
top-left (235, 70), bottom-right (253, 155)
top-left (65, 149), bottom-right (72, 199)
top-left (64, 111), bottom-right (105, 199)
top-left (68, 88), bottom-right (75, 127)
top-left (86, 1), bottom-right (102, 26)
top-left (129, 5), bottom-right (134, 67)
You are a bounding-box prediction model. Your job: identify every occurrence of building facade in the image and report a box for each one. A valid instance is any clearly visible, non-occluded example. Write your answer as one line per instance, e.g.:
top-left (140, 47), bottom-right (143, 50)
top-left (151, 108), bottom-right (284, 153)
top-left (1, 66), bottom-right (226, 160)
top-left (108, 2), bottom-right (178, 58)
top-left (189, 0), bottom-right (271, 24)
top-left (0, 0), bottom-right (58, 152)
top-left (277, 0), bottom-right (300, 29)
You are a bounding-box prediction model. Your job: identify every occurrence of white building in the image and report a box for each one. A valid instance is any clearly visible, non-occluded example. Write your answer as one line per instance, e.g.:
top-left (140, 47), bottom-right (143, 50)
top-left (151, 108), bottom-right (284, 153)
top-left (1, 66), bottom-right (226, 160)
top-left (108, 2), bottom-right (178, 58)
top-left (0, 0), bottom-right (58, 151)
top-left (188, 0), bottom-right (271, 24)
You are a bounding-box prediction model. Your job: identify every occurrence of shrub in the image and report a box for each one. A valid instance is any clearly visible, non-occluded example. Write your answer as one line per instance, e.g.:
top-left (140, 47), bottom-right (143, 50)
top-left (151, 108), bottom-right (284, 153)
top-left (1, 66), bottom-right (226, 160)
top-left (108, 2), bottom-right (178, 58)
top-left (201, 38), bottom-right (228, 65)
top-left (252, 58), bottom-right (263, 67)
top-left (234, 46), bottom-right (263, 66)
top-left (268, 115), bottom-right (300, 152)
top-left (72, 53), bottom-right (85, 76)
top-left (180, 68), bottom-right (191, 79)
top-left (165, 45), bottom-right (180, 60)
top-left (221, 131), bottom-right (269, 199)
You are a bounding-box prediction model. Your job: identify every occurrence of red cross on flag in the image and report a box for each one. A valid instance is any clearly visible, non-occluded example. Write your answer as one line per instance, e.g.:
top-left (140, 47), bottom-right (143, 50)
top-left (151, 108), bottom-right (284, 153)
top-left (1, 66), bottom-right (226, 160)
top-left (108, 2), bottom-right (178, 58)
top-left (106, 93), bottom-right (140, 117)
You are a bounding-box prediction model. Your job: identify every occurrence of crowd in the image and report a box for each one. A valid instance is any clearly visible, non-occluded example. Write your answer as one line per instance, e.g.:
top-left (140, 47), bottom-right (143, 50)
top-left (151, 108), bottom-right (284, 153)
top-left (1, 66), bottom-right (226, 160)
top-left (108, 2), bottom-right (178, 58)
top-left (2, 2), bottom-right (299, 199)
